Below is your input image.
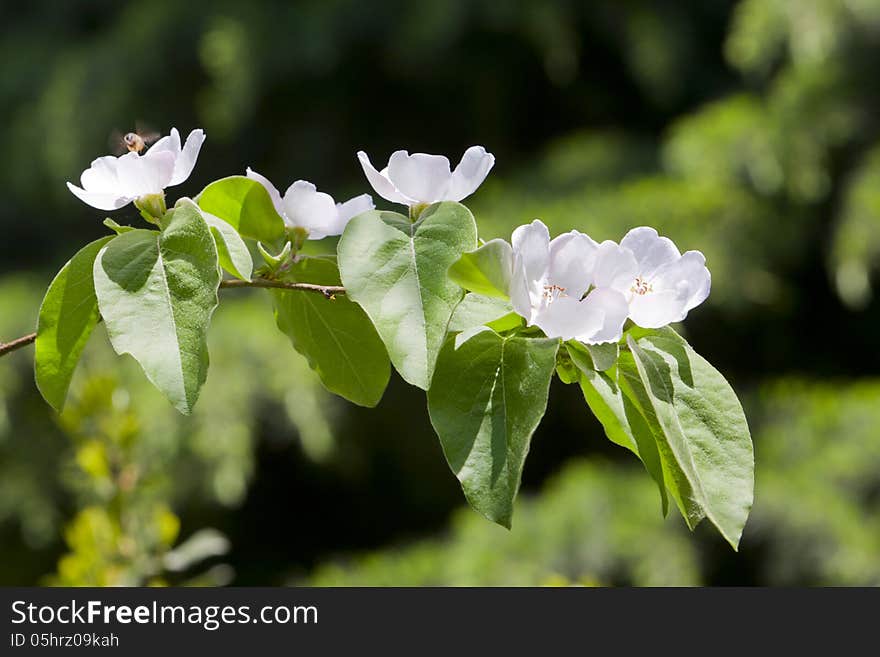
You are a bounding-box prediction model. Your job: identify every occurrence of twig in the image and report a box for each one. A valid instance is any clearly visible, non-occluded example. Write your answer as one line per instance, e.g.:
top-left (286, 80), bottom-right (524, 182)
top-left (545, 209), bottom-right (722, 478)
top-left (0, 332), bottom-right (37, 357)
top-left (219, 278), bottom-right (345, 298)
top-left (0, 277), bottom-right (346, 358)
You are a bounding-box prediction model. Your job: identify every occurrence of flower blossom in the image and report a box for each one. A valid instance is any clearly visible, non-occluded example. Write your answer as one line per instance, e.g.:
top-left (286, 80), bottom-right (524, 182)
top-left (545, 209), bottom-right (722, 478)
top-left (246, 169), bottom-right (374, 240)
top-left (357, 146), bottom-right (494, 206)
top-left (67, 128), bottom-right (205, 211)
top-left (594, 227), bottom-right (711, 328)
top-left (507, 220), bottom-right (629, 344)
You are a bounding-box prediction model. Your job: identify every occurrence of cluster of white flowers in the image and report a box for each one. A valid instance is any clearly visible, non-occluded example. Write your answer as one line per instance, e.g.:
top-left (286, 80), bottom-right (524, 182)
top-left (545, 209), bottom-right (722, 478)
top-left (67, 127), bottom-right (708, 339)
top-left (501, 220), bottom-right (710, 343)
top-left (67, 129), bottom-right (494, 238)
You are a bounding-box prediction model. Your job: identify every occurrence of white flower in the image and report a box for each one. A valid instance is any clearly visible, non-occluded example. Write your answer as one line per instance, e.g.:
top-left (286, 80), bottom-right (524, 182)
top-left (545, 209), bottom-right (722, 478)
top-left (594, 226), bottom-right (711, 329)
top-left (246, 168), bottom-right (374, 240)
top-left (508, 220), bottom-right (629, 344)
top-left (357, 146), bottom-right (495, 206)
top-left (67, 128), bottom-right (205, 211)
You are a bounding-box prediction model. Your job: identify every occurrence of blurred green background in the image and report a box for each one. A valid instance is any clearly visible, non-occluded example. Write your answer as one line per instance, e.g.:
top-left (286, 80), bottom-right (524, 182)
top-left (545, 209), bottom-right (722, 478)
top-left (2, 0), bottom-right (880, 586)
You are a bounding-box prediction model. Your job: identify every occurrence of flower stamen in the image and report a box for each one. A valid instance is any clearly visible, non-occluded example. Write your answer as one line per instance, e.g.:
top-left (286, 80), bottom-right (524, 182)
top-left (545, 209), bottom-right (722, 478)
top-left (542, 284), bottom-right (567, 303)
top-left (631, 276), bottom-right (652, 296)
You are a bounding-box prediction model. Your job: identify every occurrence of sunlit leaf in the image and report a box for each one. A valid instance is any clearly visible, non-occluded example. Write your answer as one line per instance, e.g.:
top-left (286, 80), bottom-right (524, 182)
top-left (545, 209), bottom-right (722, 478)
top-left (338, 202), bottom-right (477, 389)
top-left (35, 236), bottom-right (114, 411)
top-left (93, 202), bottom-right (220, 414)
top-left (197, 176), bottom-right (286, 244)
top-left (274, 256), bottom-right (390, 407)
top-left (625, 328), bottom-right (754, 548)
top-left (428, 329), bottom-right (559, 528)
top-left (448, 238), bottom-right (513, 298)
top-left (448, 293), bottom-right (518, 333)
top-left (191, 200), bottom-right (253, 281)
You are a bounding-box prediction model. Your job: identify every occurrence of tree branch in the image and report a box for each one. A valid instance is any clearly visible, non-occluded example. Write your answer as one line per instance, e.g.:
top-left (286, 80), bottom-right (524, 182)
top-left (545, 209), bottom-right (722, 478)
top-left (0, 277), bottom-right (346, 358)
top-left (0, 332), bottom-right (37, 357)
top-left (219, 278), bottom-right (345, 298)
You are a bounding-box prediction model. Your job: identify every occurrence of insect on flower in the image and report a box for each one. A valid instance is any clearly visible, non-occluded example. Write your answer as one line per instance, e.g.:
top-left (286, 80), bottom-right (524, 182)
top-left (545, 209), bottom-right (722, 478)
top-left (69, 127), bottom-right (206, 211)
top-left (109, 124), bottom-right (161, 155)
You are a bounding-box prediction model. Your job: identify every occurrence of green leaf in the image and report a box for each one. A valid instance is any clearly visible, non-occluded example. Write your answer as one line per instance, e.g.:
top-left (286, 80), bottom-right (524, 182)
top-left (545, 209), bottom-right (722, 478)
top-left (197, 176), bottom-right (286, 244)
top-left (34, 236), bottom-right (114, 411)
top-left (427, 329), bottom-right (559, 528)
top-left (338, 202), bottom-right (478, 389)
top-left (195, 202), bottom-right (253, 281)
top-left (448, 293), bottom-right (517, 333)
top-left (257, 240), bottom-right (292, 270)
top-left (617, 354), bottom-right (704, 529)
top-left (566, 340), bottom-right (619, 373)
top-left (555, 347), bottom-right (580, 384)
top-left (448, 238), bottom-right (513, 298)
top-left (625, 328), bottom-right (754, 549)
top-left (103, 218), bottom-right (134, 234)
top-left (273, 257), bottom-right (390, 407)
top-left (93, 202), bottom-right (221, 414)
top-left (573, 350), bottom-right (668, 515)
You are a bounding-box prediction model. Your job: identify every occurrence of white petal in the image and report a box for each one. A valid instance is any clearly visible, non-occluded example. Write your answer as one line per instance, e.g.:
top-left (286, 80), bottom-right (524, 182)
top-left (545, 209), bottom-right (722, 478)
top-left (509, 258), bottom-right (536, 324)
top-left (387, 150), bottom-right (452, 203)
top-left (66, 182), bottom-right (130, 210)
top-left (653, 250), bottom-right (712, 317)
top-left (511, 219), bottom-right (550, 288)
top-left (620, 226), bottom-right (681, 279)
top-left (628, 290), bottom-right (689, 329)
top-left (246, 167), bottom-right (287, 220)
top-left (330, 193), bottom-right (374, 235)
top-left (282, 180), bottom-right (338, 238)
top-left (115, 151), bottom-right (174, 198)
top-left (577, 288), bottom-right (629, 344)
top-left (357, 151), bottom-right (413, 204)
top-left (336, 193), bottom-right (374, 222)
top-left (592, 240), bottom-right (639, 293)
top-left (168, 128), bottom-right (205, 186)
top-left (80, 156), bottom-right (120, 193)
top-left (447, 146), bottom-right (495, 202)
top-left (547, 230), bottom-right (598, 299)
top-left (146, 128), bottom-right (181, 157)
top-left (534, 296), bottom-right (601, 340)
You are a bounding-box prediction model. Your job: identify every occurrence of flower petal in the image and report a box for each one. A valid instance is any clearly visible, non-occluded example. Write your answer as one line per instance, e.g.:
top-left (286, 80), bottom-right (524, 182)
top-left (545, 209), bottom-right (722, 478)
top-left (282, 180), bottom-right (338, 238)
top-left (511, 219), bottom-right (550, 287)
top-left (146, 128), bottom-right (181, 158)
top-left (115, 151), bottom-right (174, 198)
top-left (548, 230), bottom-right (598, 299)
top-left (534, 295), bottom-right (601, 341)
top-left (80, 156), bottom-right (120, 194)
top-left (628, 289), bottom-right (689, 329)
top-left (592, 240), bottom-right (639, 293)
top-left (246, 167), bottom-right (287, 220)
top-left (509, 257), bottom-right (536, 324)
top-left (620, 226), bottom-right (681, 279)
top-left (66, 182), bottom-right (130, 210)
top-left (168, 128), bottom-right (205, 186)
top-left (387, 150), bottom-right (452, 203)
top-left (577, 288), bottom-right (629, 344)
top-left (331, 193), bottom-right (374, 235)
top-left (447, 145), bottom-right (495, 202)
top-left (653, 250), bottom-right (712, 316)
top-left (357, 151), bottom-right (413, 205)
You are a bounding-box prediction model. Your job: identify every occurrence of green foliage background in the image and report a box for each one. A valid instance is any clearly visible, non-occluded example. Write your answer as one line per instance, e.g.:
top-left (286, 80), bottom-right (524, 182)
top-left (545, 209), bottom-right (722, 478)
top-left (2, 0), bottom-right (880, 585)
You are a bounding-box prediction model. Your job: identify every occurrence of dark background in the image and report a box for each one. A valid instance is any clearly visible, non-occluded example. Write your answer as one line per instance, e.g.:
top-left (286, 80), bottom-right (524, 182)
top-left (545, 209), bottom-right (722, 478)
top-left (1, 0), bottom-right (879, 586)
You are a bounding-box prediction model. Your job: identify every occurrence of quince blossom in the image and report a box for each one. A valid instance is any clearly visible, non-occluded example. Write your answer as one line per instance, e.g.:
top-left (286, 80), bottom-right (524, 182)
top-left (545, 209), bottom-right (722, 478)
top-left (67, 128), bottom-right (205, 211)
top-left (357, 146), bottom-right (494, 206)
top-left (594, 227), bottom-right (711, 328)
top-left (508, 220), bottom-right (629, 344)
top-left (246, 169), bottom-right (374, 240)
